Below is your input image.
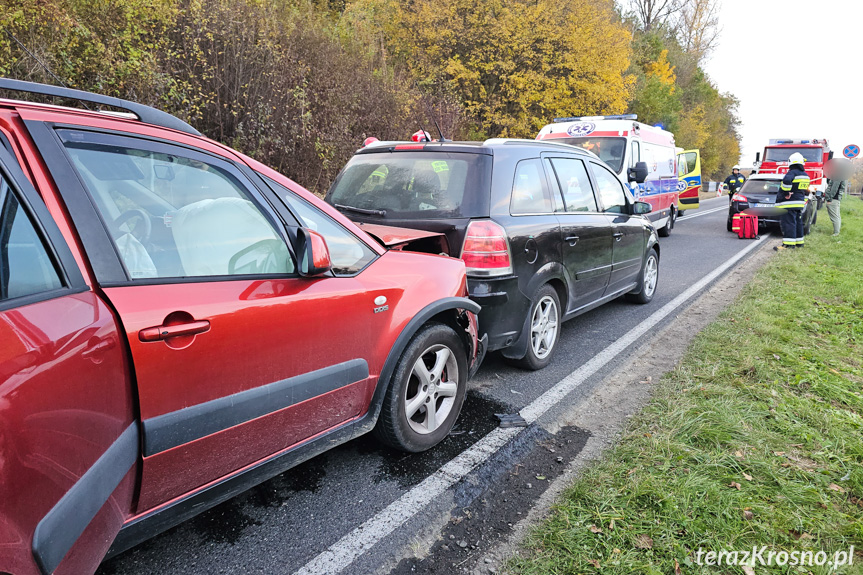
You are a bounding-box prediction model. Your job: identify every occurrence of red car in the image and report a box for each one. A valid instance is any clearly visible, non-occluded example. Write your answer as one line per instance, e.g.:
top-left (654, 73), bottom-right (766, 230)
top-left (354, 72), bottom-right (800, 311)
top-left (0, 79), bottom-right (480, 575)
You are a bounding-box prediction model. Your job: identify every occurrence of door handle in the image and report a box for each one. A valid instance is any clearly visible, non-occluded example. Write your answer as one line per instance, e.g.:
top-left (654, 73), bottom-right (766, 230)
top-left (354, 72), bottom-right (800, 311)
top-left (613, 232), bottom-right (623, 241)
top-left (139, 320), bottom-right (211, 342)
top-left (564, 235), bottom-right (579, 246)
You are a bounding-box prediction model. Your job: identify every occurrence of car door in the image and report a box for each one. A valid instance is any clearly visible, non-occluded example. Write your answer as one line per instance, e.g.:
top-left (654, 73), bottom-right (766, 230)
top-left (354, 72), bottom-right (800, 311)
top-left (504, 157), bottom-right (561, 295)
top-left (590, 161), bottom-right (644, 295)
top-left (677, 149), bottom-right (701, 210)
top-left (543, 156), bottom-right (612, 311)
top-left (0, 141), bottom-right (137, 575)
top-left (32, 126), bottom-right (380, 511)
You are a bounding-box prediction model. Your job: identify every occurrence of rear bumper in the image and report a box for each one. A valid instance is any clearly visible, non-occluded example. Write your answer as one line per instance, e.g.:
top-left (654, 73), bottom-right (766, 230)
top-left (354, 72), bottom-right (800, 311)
top-left (468, 274), bottom-right (529, 352)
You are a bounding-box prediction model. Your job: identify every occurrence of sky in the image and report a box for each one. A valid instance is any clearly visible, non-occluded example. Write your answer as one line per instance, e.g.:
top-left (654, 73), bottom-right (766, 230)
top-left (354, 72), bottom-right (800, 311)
top-left (702, 0), bottom-right (860, 166)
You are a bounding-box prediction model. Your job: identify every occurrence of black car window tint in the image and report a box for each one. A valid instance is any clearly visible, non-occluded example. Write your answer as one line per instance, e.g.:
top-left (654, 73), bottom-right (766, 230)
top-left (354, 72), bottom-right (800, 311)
top-left (549, 158), bottom-right (597, 212)
top-left (264, 176), bottom-right (376, 276)
top-left (60, 139), bottom-right (294, 279)
top-left (0, 174), bottom-right (63, 301)
top-left (510, 159), bottom-right (553, 215)
top-left (592, 163), bottom-right (628, 214)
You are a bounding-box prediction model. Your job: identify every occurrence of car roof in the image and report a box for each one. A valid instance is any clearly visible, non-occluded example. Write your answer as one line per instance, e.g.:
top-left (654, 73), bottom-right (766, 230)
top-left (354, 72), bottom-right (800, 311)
top-left (748, 173), bottom-right (784, 181)
top-left (357, 138), bottom-right (598, 160)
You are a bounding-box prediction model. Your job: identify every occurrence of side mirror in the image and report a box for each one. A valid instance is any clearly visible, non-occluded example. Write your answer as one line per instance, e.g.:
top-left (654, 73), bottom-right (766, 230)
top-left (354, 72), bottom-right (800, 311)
top-left (632, 201), bottom-right (652, 215)
top-left (755, 152), bottom-right (760, 163)
top-left (297, 227), bottom-right (332, 277)
top-left (828, 151), bottom-right (834, 160)
top-left (628, 161), bottom-right (648, 184)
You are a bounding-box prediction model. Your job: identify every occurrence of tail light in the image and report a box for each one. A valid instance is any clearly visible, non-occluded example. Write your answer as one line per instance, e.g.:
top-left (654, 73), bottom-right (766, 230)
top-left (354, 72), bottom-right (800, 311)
top-left (461, 220), bottom-right (512, 277)
top-left (731, 194), bottom-right (748, 203)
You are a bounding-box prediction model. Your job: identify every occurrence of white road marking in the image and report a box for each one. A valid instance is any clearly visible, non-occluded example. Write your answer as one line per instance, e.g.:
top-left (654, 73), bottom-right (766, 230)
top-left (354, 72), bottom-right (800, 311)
top-left (678, 205), bottom-right (728, 220)
top-left (294, 234), bottom-right (770, 575)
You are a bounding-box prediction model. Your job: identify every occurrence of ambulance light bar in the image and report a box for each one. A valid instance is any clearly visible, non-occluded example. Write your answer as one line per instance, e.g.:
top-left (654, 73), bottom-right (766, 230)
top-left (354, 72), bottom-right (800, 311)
top-left (553, 114), bottom-right (638, 123)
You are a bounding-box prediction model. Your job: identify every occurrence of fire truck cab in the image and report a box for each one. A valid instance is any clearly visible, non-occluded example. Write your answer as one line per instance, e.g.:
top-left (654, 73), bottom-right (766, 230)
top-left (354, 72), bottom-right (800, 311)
top-left (537, 115), bottom-right (696, 237)
top-left (754, 138), bottom-right (831, 200)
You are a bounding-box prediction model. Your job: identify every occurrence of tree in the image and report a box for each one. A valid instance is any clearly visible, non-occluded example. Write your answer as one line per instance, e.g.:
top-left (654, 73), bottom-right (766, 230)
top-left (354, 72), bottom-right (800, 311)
top-left (624, 0), bottom-right (682, 32)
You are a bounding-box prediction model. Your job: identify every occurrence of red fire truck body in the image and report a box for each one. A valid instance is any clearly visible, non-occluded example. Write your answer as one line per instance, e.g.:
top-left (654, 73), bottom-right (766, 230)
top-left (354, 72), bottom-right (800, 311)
top-left (754, 138), bottom-right (831, 196)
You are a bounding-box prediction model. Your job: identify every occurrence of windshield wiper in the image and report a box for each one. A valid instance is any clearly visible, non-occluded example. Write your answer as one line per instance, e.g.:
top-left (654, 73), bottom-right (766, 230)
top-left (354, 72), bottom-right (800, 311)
top-left (335, 204), bottom-right (387, 217)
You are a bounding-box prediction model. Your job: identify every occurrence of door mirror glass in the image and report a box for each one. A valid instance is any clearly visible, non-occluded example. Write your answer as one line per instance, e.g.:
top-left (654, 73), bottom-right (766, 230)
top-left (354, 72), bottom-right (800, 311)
top-left (632, 201), bottom-right (652, 215)
top-left (298, 227), bottom-right (332, 277)
top-left (628, 161), bottom-right (648, 184)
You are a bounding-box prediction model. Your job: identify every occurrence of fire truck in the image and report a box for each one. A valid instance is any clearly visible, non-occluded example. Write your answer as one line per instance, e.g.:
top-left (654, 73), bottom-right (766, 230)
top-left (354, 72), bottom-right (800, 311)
top-left (753, 138), bottom-right (832, 204)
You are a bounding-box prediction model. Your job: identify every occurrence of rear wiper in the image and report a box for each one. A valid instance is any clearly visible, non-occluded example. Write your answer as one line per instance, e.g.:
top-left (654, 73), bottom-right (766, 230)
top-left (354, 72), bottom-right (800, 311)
top-left (335, 203), bottom-right (387, 217)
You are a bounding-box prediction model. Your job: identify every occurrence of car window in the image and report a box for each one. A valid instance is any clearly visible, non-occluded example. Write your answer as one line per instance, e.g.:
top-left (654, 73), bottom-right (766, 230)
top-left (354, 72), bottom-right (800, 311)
top-left (629, 140), bottom-right (640, 168)
top-left (549, 158), bottom-right (597, 212)
top-left (510, 159), bottom-right (553, 215)
top-left (264, 176), bottom-right (376, 276)
top-left (0, 174), bottom-right (63, 301)
top-left (592, 162), bottom-right (628, 213)
top-left (59, 134), bottom-right (293, 280)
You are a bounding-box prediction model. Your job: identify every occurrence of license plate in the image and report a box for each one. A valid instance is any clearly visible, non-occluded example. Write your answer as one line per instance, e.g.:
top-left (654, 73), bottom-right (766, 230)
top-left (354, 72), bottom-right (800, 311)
top-left (752, 203), bottom-right (772, 207)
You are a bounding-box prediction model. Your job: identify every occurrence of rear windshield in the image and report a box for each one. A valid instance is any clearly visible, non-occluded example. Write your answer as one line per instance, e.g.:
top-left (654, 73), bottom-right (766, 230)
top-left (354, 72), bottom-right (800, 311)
top-left (543, 137), bottom-right (626, 173)
top-left (741, 179), bottom-right (781, 195)
top-left (327, 152), bottom-right (491, 219)
top-left (763, 147), bottom-right (823, 163)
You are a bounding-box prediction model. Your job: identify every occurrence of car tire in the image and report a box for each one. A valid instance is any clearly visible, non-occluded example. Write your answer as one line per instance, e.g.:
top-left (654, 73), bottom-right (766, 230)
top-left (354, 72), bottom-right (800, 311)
top-left (626, 248), bottom-right (659, 304)
top-left (507, 284), bottom-right (561, 371)
top-left (658, 207), bottom-right (675, 237)
top-left (374, 322), bottom-right (468, 453)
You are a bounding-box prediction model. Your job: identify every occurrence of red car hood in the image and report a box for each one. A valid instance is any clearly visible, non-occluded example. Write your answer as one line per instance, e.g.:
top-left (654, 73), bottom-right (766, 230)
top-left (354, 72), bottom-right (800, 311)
top-left (354, 222), bottom-right (450, 254)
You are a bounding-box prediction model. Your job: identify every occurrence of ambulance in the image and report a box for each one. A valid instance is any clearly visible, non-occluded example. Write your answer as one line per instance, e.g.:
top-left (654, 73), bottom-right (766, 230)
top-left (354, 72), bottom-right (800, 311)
top-left (536, 114), bottom-right (701, 236)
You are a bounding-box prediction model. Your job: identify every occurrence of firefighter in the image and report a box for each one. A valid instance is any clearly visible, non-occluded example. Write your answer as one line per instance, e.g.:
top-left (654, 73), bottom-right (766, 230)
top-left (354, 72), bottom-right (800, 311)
top-left (825, 177), bottom-right (846, 236)
top-left (723, 165), bottom-right (745, 198)
top-left (775, 152), bottom-right (809, 250)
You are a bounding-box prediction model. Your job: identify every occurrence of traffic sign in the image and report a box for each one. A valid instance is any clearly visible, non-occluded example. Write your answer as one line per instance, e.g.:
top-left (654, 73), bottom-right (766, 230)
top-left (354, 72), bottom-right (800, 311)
top-left (843, 144), bottom-right (859, 159)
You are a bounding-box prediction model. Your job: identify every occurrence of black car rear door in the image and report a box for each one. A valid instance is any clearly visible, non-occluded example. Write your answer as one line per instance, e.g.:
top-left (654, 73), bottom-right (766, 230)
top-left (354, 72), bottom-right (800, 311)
top-left (543, 156), bottom-right (612, 311)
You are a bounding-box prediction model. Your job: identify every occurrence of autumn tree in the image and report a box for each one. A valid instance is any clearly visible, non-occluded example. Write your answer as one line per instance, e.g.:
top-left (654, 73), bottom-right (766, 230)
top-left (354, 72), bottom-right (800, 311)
top-left (346, 0), bottom-right (635, 138)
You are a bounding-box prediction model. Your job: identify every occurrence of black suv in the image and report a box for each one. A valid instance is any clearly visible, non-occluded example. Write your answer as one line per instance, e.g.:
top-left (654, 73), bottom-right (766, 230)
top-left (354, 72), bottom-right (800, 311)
top-left (326, 139), bottom-right (660, 369)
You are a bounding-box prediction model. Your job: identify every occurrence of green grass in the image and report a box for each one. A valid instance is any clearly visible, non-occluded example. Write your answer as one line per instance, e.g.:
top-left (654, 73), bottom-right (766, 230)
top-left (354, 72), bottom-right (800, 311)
top-left (508, 201), bottom-right (863, 574)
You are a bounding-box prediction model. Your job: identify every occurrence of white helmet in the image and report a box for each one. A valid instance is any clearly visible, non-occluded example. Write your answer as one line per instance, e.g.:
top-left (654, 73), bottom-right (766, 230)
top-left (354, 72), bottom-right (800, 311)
top-left (788, 152), bottom-right (806, 166)
top-left (732, 165), bottom-right (741, 171)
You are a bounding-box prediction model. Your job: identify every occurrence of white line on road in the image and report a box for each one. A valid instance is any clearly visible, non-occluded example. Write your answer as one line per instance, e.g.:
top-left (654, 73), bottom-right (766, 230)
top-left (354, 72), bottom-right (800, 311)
top-left (678, 205), bottom-right (728, 220)
top-left (294, 234), bottom-right (770, 575)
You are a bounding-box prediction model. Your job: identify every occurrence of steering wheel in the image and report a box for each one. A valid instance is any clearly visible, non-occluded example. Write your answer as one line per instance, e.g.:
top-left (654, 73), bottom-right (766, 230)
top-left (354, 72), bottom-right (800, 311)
top-left (113, 209), bottom-right (152, 245)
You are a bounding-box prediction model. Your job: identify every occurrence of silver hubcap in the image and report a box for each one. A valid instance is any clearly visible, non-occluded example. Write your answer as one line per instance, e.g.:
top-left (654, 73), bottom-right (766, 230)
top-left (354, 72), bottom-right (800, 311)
top-left (404, 344), bottom-right (459, 435)
top-left (644, 255), bottom-right (658, 297)
top-left (530, 295), bottom-right (559, 360)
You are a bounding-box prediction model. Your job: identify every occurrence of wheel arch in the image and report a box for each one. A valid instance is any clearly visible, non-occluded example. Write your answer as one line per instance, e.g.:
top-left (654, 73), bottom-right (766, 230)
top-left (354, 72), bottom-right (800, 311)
top-left (364, 297), bottom-right (480, 429)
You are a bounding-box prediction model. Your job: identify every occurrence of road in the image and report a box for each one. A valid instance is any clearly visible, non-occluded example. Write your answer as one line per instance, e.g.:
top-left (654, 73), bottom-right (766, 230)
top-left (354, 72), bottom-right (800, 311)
top-left (98, 195), bottom-right (756, 575)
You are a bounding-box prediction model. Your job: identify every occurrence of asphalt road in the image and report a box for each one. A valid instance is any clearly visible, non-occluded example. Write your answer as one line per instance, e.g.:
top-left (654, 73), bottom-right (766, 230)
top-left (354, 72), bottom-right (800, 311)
top-left (99, 195), bottom-right (752, 575)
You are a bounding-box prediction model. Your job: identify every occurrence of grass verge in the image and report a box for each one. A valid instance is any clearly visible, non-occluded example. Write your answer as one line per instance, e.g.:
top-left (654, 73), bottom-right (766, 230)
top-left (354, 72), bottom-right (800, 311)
top-left (508, 201), bottom-right (863, 574)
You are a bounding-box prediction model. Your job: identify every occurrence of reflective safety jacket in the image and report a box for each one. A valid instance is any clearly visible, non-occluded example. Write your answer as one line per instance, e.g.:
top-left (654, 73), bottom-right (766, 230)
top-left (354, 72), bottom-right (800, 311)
top-left (777, 165), bottom-right (809, 208)
top-left (724, 173), bottom-right (745, 194)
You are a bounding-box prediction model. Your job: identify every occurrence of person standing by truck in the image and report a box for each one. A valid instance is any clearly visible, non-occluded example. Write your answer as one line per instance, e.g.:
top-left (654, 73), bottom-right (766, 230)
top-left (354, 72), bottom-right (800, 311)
top-left (775, 153), bottom-right (809, 250)
top-left (825, 177), bottom-right (846, 235)
top-left (723, 165), bottom-right (745, 197)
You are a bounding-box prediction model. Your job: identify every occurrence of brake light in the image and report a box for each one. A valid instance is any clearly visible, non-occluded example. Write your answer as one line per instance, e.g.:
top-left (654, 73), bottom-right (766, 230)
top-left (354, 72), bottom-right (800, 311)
top-left (461, 220), bottom-right (512, 276)
top-left (731, 194), bottom-right (748, 203)
top-left (395, 144), bottom-right (425, 150)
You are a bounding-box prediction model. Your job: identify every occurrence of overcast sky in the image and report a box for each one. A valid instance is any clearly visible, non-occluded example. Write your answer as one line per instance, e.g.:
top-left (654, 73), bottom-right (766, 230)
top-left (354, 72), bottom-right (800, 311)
top-left (702, 0), bottom-right (860, 166)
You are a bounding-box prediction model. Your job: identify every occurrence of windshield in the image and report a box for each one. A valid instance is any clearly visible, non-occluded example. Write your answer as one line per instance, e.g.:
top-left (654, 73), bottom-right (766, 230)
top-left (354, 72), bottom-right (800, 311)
top-left (544, 137), bottom-right (626, 173)
top-left (740, 179), bottom-right (782, 195)
top-left (327, 152), bottom-right (491, 219)
top-left (763, 147), bottom-right (824, 163)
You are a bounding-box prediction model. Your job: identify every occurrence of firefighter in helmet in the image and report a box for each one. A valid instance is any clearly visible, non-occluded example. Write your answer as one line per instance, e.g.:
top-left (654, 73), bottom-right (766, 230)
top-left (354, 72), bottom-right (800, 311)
top-left (775, 152), bottom-right (809, 250)
top-left (723, 165), bottom-right (745, 198)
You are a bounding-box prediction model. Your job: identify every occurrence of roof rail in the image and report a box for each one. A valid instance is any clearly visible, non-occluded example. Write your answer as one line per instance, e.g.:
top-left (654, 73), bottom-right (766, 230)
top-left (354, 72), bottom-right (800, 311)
top-left (0, 78), bottom-right (201, 136)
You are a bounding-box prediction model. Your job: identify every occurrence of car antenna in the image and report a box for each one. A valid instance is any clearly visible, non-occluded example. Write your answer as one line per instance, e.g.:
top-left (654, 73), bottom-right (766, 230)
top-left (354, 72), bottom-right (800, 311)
top-left (414, 81), bottom-right (448, 142)
top-left (2, 27), bottom-right (90, 110)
